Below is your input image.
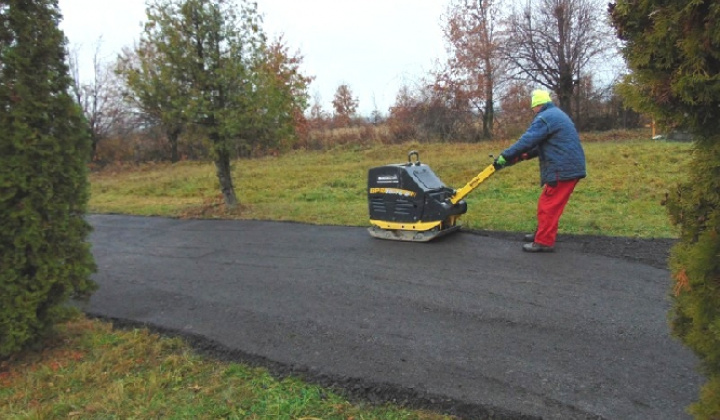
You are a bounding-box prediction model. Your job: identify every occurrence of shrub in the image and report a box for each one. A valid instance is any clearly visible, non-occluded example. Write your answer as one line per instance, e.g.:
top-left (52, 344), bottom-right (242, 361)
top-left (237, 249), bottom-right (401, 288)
top-left (0, 0), bottom-right (97, 357)
top-left (611, 0), bottom-right (720, 416)
top-left (666, 140), bottom-right (720, 418)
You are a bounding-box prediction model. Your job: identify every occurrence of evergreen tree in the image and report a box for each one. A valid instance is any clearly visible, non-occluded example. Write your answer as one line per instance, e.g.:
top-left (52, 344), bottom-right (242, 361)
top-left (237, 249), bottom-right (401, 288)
top-left (610, 1), bottom-right (720, 417)
top-left (0, 0), bottom-right (96, 356)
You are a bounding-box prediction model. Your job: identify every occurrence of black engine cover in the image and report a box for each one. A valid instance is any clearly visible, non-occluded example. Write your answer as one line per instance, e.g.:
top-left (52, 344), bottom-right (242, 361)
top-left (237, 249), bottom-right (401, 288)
top-left (367, 162), bottom-right (467, 224)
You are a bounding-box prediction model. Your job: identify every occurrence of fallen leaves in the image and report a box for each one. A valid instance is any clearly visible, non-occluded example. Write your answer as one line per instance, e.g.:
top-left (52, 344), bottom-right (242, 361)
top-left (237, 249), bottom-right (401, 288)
top-left (673, 268), bottom-right (691, 296)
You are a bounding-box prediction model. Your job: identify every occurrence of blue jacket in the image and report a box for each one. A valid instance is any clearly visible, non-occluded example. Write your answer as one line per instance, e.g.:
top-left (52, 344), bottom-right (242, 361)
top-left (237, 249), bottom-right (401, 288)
top-left (501, 103), bottom-right (586, 186)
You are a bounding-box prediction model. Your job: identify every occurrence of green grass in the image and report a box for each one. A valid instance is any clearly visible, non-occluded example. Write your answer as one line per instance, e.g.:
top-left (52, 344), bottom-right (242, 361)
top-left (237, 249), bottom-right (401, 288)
top-left (2, 135), bottom-right (692, 420)
top-left (0, 317), bottom-right (453, 420)
top-left (89, 138), bottom-right (693, 238)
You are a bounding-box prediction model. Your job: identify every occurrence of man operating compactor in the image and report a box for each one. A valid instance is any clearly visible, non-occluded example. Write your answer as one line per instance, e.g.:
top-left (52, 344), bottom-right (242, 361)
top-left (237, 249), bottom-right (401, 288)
top-left (493, 89), bottom-right (587, 253)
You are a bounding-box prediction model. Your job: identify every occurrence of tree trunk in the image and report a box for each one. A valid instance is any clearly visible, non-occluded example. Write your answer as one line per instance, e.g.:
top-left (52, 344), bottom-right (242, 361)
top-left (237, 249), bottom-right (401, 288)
top-left (167, 126), bottom-right (181, 163)
top-left (483, 98), bottom-right (494, 139)
top-left (555, 4), bottom-right (574, 119)
top-left (557, 71), bottom-right (575, 119)
top-left (90, 134), bottom-right (99, 161)
top-left (483, 62), bottom-right (494, 140)
top-left (209, 130), bottom-right (238, 208)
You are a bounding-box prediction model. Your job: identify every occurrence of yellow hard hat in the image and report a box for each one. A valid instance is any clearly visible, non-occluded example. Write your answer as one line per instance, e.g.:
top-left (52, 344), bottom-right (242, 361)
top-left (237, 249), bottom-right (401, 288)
top-left (531, 90), bottom-right (552, 108)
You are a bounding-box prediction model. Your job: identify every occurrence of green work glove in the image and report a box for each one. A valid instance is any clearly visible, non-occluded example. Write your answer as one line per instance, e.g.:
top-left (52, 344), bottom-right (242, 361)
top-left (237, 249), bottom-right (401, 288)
top-left (493, 154), bottom-right (507, 169)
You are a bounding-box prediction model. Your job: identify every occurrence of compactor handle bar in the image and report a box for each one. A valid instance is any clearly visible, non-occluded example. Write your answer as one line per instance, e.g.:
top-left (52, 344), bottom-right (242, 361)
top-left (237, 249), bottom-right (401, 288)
top-left (449, 157), bottom-right (497, 205)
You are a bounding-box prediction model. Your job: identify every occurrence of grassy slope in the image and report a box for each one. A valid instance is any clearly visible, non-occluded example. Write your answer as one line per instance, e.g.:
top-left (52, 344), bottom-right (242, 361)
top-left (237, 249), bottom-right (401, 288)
top-left (90, 139), bottom-right (692, 238)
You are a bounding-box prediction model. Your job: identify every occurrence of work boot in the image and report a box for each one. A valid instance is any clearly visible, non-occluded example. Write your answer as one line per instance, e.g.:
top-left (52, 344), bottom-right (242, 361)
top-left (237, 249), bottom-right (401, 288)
top-left (522, 242), bottom-right (554, 253)
top-left (523, 233), bottom-right (535, 242)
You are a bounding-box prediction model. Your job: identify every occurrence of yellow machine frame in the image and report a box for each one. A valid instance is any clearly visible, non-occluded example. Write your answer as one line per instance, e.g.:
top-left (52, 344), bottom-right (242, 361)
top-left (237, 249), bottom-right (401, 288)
top-left (368, 163), bottom-right (496, 241)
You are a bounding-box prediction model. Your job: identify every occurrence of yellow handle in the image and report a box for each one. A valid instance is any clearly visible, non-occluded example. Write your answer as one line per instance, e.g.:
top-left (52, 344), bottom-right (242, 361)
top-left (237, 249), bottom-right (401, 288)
top-left (450, 164), bottom-right (496, 204)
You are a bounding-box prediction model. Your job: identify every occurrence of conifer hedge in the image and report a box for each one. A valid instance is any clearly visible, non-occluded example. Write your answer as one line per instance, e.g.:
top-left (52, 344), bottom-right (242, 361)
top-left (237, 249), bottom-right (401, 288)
top-left (0, 0), bottom-right (96, 357)
top-left (610, 1), bottom-right (720, 417)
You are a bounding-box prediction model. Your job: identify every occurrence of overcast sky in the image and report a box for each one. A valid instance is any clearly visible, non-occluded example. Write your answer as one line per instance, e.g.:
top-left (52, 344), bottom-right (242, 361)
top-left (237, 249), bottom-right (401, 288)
top-left (57, 0), bottom-right (449, 116)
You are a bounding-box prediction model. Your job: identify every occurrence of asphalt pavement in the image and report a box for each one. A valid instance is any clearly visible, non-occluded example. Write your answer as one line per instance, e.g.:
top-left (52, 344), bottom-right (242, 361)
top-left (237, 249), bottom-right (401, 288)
top-left (81, 214), bottom-right (702, 420)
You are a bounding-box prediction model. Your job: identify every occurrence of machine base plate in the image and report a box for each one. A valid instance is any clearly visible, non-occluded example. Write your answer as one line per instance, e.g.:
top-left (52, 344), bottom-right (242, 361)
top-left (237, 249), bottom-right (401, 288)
top-left (367, 224), bottom-right (461, 242)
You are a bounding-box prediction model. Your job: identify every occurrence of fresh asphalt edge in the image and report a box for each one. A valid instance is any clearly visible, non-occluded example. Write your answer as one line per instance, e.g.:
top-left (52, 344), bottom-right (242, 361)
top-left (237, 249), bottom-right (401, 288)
top-left (464, 229), bottom-right (675, 271)
top-left (83, 312), bottom-right (605, 420)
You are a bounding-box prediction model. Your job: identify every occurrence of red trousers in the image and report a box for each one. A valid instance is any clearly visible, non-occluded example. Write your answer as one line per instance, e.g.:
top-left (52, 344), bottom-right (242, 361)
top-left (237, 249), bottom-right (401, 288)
top-left (535, 179), bottom-right (580, 247)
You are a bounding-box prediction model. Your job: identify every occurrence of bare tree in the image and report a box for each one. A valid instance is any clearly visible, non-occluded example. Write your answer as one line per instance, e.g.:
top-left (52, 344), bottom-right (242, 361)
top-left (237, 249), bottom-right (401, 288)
top-left (331, 84), bottom-right (358, 127)
top-left (388, 79), bottom-right (480, 142)
top-left (502, 0), bottom-right (616, 119)
top-left (68, 40), bottom-right (129, 159)
top-left (496, 81), bottom-right (534, 137)
top-left (308, 92), bottom-right (330, 129)
top-left (442, 0), bottom-right (507, 139)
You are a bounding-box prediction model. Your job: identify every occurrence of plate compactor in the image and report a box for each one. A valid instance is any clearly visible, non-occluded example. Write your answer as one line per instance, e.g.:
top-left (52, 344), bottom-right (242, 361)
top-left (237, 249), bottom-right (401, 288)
top-left (367, 150), bottom-right (496, 242)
